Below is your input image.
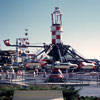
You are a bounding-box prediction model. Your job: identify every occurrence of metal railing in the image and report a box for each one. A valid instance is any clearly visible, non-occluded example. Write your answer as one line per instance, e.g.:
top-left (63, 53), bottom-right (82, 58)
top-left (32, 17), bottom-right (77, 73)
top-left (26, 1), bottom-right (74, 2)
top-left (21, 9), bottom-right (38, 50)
top-left (0, 71), bottom-right (100, 86)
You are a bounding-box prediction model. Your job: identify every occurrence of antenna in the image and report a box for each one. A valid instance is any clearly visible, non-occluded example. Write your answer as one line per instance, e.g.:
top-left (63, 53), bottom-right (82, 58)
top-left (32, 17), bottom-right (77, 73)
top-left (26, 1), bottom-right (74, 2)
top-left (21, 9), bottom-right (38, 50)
top-left (0, 44), bottom-right (1, 50)
top-left (25, 29), bottom-right (28, 36)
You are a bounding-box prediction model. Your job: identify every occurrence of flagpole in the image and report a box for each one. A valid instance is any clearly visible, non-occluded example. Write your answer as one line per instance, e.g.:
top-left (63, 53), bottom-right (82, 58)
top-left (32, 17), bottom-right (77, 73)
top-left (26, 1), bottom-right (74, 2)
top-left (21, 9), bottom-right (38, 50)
top-left (16, 38), bottom-right (18, 63)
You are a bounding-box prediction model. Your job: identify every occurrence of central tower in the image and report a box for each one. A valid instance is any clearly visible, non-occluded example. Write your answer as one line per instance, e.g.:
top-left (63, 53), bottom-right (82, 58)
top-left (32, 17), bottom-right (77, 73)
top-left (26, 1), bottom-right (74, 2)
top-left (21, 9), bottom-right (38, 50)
top-left (51, 7), bottom-right (63, 44)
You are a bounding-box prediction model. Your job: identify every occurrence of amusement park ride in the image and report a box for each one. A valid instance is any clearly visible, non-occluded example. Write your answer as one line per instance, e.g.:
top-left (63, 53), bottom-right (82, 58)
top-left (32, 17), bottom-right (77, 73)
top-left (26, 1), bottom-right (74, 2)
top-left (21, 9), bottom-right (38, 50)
top-left (4, 7), bottom-right (95, 69)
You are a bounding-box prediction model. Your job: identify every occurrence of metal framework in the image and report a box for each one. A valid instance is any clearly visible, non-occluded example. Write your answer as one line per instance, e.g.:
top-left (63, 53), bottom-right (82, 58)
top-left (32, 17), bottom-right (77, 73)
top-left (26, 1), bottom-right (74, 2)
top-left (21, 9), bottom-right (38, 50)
top-left (3, 7), bottom-right (89, 66)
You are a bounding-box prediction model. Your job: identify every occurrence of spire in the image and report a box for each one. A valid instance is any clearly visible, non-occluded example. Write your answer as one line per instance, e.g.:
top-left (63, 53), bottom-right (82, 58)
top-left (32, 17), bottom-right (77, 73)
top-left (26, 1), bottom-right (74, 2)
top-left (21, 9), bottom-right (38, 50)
top-left (51, 7), bottom-right (63, 44)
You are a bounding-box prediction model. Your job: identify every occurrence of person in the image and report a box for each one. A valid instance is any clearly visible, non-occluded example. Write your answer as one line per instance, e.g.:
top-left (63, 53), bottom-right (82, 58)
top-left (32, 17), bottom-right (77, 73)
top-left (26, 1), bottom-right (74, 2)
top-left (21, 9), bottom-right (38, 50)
top-left (6, 70), bottom-right (10, 79)
top-left (43, 71), bottom-right (46, 78)
top-left (9, 66), bottom-right (15, 79)
top-left (17, 69), bottom-right (22, 79)
top-left (33, 70), bottom-right (36, 78)
top-left (35, 68), bottom-right (38, 75)
top-left (0, 66), bottom-right (3, 79)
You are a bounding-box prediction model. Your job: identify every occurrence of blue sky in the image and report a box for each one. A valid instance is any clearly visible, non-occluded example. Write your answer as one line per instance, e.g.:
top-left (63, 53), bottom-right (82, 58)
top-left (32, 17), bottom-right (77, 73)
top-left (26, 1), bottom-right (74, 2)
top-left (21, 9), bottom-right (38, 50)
top-left (0, 0), bottom-right (100, 59)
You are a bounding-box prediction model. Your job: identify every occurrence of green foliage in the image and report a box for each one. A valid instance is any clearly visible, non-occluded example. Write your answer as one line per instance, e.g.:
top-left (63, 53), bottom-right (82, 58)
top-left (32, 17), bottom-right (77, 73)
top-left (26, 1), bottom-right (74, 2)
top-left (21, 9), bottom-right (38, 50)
top-left (62, 86), bottom-right (80, 100)
top-left (0, 85), bottom-right (100, 100)
top-left (27, 85), bottom-right (61, 90)
top-left (0, 85), bottom-right (15, 100)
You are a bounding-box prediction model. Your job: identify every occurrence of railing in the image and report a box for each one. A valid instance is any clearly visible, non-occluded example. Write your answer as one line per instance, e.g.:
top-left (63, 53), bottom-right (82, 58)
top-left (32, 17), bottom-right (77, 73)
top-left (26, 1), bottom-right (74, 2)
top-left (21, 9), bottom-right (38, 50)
top-left (0, 71), bottom-right (100, 86)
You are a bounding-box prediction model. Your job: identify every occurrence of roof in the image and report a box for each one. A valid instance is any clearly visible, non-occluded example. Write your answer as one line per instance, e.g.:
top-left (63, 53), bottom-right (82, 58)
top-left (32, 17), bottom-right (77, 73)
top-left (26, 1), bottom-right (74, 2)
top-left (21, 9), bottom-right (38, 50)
top-left (13, 90), bottom-right (63, 100)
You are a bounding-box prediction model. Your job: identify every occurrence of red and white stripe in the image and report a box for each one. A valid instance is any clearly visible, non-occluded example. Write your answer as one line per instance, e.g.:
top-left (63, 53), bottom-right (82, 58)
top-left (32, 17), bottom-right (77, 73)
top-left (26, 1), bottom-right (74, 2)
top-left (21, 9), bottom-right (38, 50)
top-left (80, 62), bottom-right (96, 69)
top-left (51, 25), bottom-right (63, 44)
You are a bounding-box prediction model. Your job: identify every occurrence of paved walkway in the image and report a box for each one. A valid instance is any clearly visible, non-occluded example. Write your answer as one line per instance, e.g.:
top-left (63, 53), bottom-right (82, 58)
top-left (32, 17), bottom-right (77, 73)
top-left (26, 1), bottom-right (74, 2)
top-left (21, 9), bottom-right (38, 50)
top-left (76, 85), bottom-right (100, 97)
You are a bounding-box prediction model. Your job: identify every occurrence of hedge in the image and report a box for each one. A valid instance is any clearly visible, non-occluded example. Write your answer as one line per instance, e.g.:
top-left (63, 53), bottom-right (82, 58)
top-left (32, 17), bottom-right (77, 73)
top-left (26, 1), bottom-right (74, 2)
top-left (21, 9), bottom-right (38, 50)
top-left (0, 85), bottom-right (100, 100)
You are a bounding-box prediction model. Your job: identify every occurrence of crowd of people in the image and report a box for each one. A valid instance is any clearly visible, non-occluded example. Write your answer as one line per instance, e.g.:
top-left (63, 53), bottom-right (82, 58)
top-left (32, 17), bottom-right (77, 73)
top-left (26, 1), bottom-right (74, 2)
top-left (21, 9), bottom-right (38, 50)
top-left (0, 65), bottom-right (48, 82)
top-left (0, 66), bottom-right (24, 80)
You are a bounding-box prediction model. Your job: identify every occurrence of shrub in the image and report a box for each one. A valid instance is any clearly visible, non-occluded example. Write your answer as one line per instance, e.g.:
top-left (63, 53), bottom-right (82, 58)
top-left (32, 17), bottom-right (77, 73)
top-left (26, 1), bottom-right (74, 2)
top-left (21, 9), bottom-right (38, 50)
top-left (62, 86), bottom-right (80, 100)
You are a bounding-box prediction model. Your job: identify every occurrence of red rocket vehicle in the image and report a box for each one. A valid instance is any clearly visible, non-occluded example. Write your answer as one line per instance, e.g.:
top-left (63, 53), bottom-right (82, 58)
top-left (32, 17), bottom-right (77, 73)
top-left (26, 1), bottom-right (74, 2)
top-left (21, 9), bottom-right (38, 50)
top-left (48, 68), bottom-right (65, 82)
